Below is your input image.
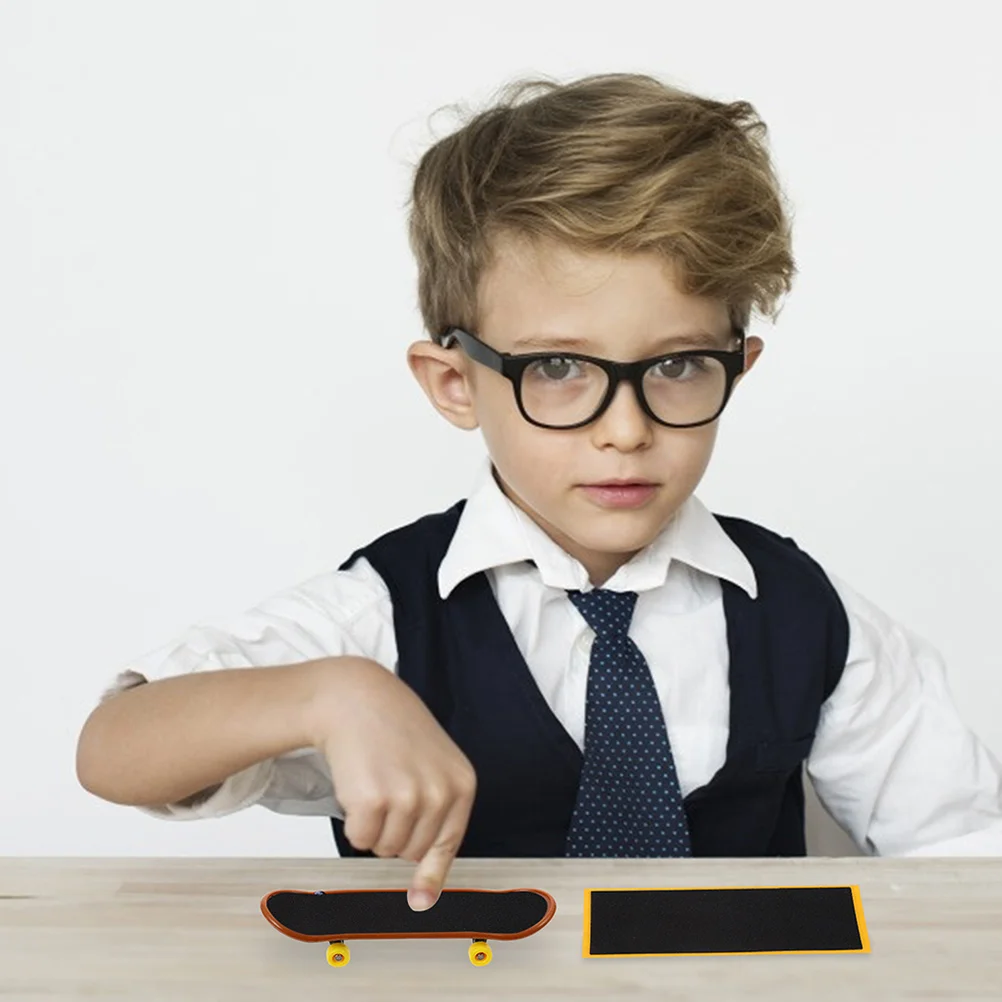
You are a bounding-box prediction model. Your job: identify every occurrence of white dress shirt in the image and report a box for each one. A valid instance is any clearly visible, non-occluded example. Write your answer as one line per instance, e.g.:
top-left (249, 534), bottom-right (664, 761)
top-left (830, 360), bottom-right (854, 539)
top-left (103, 455), bottom-right (1002, 856)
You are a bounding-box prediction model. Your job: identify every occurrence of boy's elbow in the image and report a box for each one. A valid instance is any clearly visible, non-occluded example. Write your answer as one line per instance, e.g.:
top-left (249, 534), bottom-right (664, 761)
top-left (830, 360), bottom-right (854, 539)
top-left (76, 706), bottom-right (125, 803)
top-left (76, 715), bottom-right (104, 799)
top-left (76, 753), bottom-right (109, 801)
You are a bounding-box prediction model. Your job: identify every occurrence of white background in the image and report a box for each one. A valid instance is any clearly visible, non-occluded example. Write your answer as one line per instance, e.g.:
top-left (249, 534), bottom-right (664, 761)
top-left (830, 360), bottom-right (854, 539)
top-left (1, 1), bottom-right (999, 857)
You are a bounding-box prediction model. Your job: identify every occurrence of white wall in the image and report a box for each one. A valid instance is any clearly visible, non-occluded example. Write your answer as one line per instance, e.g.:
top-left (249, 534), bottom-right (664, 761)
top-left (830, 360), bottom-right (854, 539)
top-left (1, 1), bottom-right (999, 857)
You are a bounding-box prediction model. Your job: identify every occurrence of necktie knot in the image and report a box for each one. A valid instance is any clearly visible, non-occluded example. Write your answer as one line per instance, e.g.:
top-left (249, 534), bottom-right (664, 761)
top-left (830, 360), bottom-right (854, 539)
top-left (566, 588), bottom-right (638, 639)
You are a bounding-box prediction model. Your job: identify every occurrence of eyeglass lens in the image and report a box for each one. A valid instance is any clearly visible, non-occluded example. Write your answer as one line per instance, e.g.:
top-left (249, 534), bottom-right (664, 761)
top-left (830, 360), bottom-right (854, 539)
top-left (519, 355), bottom-right (728, 427)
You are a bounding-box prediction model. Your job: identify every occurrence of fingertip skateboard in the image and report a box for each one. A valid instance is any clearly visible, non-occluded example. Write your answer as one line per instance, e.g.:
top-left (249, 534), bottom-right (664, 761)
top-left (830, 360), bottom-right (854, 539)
top-left (260, 886), bottom-right (556, 967)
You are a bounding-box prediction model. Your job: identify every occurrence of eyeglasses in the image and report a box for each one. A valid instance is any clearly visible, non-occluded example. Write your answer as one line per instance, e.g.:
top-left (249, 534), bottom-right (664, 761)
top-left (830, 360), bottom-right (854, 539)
top-left (439, 325), bottom-right (747, 430)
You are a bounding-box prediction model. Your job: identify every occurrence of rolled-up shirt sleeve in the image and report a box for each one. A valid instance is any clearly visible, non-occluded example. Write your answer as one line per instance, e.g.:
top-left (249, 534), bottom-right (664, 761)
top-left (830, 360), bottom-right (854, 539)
top-left (98, 556), bottom-right (398, 821)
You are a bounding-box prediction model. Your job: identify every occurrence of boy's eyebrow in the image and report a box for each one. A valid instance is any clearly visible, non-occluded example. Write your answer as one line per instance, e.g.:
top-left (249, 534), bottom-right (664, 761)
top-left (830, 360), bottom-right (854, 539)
top-left (510, 329), bottom-right (730, 352)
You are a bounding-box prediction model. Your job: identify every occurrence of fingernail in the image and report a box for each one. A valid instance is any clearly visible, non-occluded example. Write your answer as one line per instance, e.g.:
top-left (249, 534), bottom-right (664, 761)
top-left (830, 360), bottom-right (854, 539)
top-left (409, 890), bottom-right (435, 911)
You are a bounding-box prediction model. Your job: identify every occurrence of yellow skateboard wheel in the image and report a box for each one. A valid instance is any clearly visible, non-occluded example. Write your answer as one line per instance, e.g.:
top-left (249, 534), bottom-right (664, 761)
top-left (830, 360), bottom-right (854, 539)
top-left (469, 939), bottom-right (492, 966)
top-left (326, 941), bottom-right (350, 967)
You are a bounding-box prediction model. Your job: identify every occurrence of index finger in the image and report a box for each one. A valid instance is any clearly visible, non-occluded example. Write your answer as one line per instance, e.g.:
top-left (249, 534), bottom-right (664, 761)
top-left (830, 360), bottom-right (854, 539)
top-left (407, 798), bottom-right (471, 910)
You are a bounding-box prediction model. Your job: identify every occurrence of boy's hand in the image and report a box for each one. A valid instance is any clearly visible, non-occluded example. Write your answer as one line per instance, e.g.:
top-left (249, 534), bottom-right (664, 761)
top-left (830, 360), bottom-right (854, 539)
top-left (309, 658), bottom-right (477, 911)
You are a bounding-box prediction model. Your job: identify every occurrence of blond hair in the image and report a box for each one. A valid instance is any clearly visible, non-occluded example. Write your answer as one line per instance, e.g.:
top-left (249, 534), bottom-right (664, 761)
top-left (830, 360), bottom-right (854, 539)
top-left (405, 71), bottom-right (795, 341)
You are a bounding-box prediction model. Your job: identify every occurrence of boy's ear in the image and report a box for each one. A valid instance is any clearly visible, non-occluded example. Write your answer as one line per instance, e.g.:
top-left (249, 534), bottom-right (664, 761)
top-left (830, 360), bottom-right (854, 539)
top-left (734, 335), bottom-right (765, 385)
top-left (406, 340), bottom-right (480, 430)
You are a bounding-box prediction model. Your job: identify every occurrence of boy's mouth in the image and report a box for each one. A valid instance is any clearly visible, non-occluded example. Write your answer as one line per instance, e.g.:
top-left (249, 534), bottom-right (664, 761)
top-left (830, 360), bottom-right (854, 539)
top-left (585, 478), bottom-right (657, 487)
top-left (579, 479), bottom-right (659, 509)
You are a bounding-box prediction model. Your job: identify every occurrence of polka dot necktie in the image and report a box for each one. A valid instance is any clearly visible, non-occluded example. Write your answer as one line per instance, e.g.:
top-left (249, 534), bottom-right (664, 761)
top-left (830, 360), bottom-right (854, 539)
top-left (564, 587), bottom-right (693, 857)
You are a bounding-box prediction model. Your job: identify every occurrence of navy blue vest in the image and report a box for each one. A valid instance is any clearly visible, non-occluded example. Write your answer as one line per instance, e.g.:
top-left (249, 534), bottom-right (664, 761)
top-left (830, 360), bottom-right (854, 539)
top-left (329, 499), bottom-right (849, 857)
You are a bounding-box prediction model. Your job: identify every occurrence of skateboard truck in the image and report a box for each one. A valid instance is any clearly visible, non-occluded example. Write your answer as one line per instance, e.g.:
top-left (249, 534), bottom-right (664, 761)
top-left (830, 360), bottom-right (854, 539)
top-left (325, 935), bottom-right (490, 967)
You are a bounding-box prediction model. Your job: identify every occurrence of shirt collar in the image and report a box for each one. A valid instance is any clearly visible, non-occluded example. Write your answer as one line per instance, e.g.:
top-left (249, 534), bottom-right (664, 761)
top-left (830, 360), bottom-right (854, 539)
top-left (437, 455), bottom-right (758, 599)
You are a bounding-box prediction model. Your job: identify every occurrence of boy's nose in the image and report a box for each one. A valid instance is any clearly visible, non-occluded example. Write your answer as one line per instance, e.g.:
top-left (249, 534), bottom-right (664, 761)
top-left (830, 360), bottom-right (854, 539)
top-left (590, 380), bottom-right (654, 445)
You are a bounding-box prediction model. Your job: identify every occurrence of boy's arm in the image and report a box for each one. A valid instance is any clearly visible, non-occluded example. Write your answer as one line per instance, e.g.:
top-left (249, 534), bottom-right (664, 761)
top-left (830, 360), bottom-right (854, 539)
top-left (78, 558), bottom-right (477, 909)
top-left (806, 572), bottom-right (1002, 856)
top-left (77, 658), bottom-right (339, 808)
top-left (85, 557), bottom-right (400, 819)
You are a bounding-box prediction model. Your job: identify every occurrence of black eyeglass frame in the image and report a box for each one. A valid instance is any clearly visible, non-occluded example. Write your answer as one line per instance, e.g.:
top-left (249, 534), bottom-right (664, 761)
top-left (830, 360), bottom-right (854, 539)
top-left (439, 324), bottom-right (748, 430)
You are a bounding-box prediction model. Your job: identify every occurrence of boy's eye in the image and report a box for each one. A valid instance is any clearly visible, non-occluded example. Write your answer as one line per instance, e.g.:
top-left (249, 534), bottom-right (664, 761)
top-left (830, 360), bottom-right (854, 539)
top-left (651, 355), bottom-right (710, 380)
top-left (527, 357), bottom-right (586, 381)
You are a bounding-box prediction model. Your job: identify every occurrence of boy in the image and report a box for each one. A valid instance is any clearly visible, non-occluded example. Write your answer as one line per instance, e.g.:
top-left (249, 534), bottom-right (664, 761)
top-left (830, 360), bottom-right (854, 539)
top-left (77, 71), bottom-right (1002, 913)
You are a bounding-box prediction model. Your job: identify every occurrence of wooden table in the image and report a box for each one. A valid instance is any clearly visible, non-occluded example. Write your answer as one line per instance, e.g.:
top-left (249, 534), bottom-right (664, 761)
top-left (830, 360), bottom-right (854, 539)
top-left (2, 856), bottom-right (1001, 1000)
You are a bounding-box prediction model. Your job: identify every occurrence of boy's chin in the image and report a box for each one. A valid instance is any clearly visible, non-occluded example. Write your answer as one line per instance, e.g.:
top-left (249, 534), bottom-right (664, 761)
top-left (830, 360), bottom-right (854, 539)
top-left (563, 511), bottom-right (670, 552)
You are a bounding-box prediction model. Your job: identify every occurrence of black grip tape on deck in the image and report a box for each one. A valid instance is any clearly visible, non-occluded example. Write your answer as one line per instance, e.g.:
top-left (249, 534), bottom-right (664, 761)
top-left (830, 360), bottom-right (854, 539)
top-left (267, 890), bottom-right (548, 937)
top-left (585, 886), bottom-right (868, 957)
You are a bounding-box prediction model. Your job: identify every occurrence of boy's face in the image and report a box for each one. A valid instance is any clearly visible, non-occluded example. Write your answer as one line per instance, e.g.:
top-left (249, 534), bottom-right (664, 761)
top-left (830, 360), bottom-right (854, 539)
top-left (407, 235), bottom-right (763, 587)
